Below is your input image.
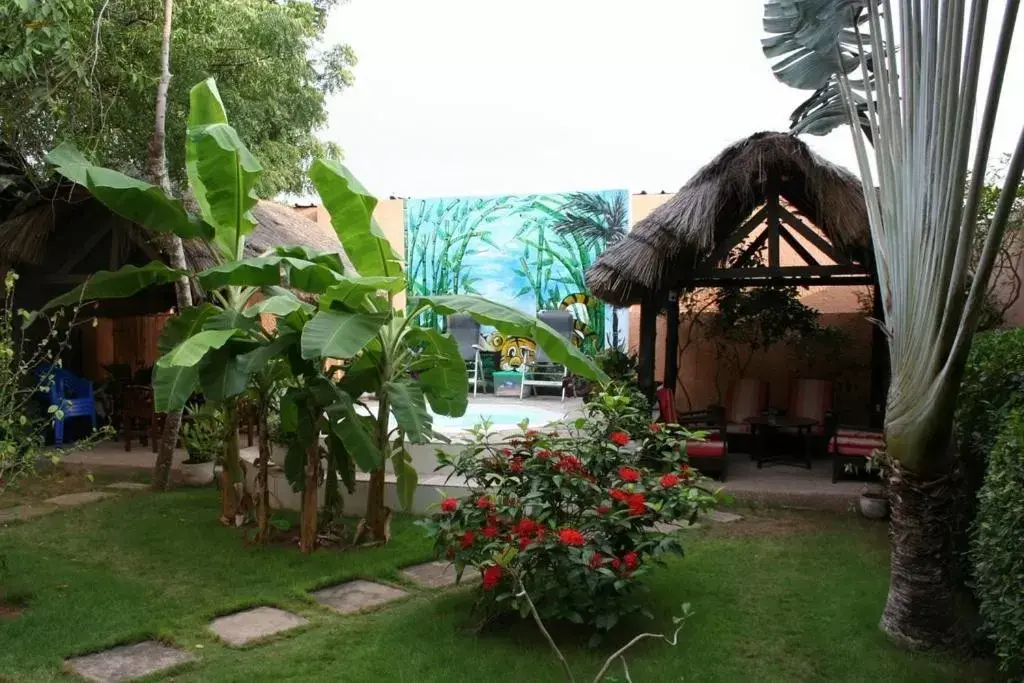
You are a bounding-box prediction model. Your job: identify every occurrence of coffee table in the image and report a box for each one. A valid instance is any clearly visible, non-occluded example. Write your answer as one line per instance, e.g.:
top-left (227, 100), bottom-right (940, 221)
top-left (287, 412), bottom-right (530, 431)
top-left (744, 415), bottom-right (818, 469)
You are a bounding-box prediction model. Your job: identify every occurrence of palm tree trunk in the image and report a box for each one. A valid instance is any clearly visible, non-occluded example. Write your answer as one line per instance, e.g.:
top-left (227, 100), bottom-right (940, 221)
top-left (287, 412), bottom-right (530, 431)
top-left (148, 0), bottom-right (192, 492)
top-left (880, 444), bottom-right (961, 650)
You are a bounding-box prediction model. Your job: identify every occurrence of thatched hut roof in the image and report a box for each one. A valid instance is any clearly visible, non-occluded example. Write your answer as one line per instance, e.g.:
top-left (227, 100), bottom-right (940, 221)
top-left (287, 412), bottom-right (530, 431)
top-left (585, 131), bottom-right (870, 306)
top-left (0, 183), bottom-right (340, 271)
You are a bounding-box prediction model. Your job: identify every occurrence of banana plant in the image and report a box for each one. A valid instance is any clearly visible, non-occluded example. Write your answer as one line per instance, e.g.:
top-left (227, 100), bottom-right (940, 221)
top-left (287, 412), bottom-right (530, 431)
top-left (304, 160), bottom-right (608, 545)
top-left (40, 78), bottom-right (346, 524)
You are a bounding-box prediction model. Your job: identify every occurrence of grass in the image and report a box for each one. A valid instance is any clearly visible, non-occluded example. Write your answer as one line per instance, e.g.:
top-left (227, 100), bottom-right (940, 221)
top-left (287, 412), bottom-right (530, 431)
top-left (0, 486), bottom-right (992, 683)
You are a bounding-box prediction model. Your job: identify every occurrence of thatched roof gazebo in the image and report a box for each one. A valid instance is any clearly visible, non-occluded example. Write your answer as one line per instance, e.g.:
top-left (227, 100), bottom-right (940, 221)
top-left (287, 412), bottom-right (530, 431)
top-left (585, 131), bottom-right (880, 403)
top-left (0, 184), bottom-right (340, 315)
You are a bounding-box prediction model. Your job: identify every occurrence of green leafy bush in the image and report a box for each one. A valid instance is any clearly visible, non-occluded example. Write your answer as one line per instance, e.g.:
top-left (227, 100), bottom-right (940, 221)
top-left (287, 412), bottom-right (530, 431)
top-left (420, 396), bottom-right (719, 636)
top-left (180, 405), bottom-right (226, 464)
top-left (954, 328), bottom-right (1024, 584)
top-left (971, 411), bottom-right (1024, 680)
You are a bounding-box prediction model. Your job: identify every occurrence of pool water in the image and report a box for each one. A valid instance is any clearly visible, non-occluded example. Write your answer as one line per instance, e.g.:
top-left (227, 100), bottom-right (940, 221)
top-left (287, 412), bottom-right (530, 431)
top-left (431, 403), bottom-right (570, 432)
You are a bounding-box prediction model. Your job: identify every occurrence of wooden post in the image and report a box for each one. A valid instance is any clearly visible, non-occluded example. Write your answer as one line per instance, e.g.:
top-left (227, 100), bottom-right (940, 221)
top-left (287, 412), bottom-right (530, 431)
top-left (664, 290), bottom-right (680, 397)
top-left (869, 282), bottom-right (890, 428)
top-left (637, 296), bottom-right (658, 399)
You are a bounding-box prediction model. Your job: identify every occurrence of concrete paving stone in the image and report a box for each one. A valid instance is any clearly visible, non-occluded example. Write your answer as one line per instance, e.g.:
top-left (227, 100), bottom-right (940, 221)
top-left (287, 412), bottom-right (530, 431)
top-left (65, 641), bottom-right (194, 682)
top-left (706, 510), bottom-right (744, 523)
top-left (209, 606), bottom-right (308, 646)
top-left (400, 561), bottom-right (463, 589)
top-left (311, 579), bottom-right (407, 614)
top-left (105, 482), bottom-right (149, 491)
top-left (0, 505), bottom-right (57, 523)
top-left (44, 491), bottom-right (115, 507)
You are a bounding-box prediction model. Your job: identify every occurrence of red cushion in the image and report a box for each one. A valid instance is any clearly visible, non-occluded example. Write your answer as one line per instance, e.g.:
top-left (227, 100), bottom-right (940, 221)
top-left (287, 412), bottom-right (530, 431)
top-left (837, 427), bottom-right (884, 439)
top-left (686, 439), bottom-right (726, 458)
top-left (834, 435), bottom-right (885, 449)
top-left (828, 442), bottom-right (876, 457)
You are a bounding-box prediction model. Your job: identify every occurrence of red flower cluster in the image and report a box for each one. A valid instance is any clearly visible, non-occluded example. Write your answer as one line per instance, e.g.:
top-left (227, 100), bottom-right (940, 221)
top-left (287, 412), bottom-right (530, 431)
top-left (482, 565), bottom-right (503, 590)
top-left (558, 528), bottom-right (585, 546)
top-left (509, 456), bottom-right (523, 473)
top-left (649, 422), bottom-right (663, 433)
top-left (609, 431), bottom-right (630, 447)
top-left (536, 448), bottom-right (552, 459)
top-left (555, 454), bottom-right (586, 475)
top-left (624, 551), bottom-right (639, 569)
top-left (617, 466), bottom-right (640, 482)
top-left (481, 525), bottom-right (500, 539)
top-left (660, 473), bottom-right (680, 488)
top-left (513, 518), bottom-right (547, 549)
top-left (595, 505), bottom-right (610, 515)
top-left (440, 498), bottom-right (458, 513)
top-left (680, 463), bottom-right (694, 482)
top-left (608, 488), bottom-right (646, 516)
top-left (460, 530), bottom-right (476, 548)
top-left (589, 552), bottom-right (605, 569)
top-left (476, 496), bottom-right (493, 510)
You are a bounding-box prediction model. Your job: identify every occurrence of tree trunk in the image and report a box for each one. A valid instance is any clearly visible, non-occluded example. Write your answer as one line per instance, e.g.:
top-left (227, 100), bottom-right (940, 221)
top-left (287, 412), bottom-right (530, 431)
top-left (256, 401), bottom-right (271, 544)
top-left (880, 460), bottom-right (962, 650)
top-left (148, 0), bottom-right (192, 492)
top-left (364, 466), bottom-right (388, 540)
top-left (218, 406), bottom-right (243, 525)
top-left (299, 438), bottom-right (320, 554)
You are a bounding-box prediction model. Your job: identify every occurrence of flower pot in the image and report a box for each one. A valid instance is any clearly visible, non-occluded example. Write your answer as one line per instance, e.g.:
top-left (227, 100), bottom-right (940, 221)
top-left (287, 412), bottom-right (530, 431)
top-left (859, 491), bottom-right (889, 520)
top-left (180, 460), bottom-right (215, 486)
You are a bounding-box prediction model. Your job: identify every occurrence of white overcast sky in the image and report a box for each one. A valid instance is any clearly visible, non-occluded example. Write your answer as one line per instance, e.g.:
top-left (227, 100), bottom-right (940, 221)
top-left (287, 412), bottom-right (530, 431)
top-left (321, 0), bottom-right (1023, 199)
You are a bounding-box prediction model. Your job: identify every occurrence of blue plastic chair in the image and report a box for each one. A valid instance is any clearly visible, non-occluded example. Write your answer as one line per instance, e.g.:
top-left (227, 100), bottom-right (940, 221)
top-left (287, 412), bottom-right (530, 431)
top-left (38, 366), bottom-right (97, 445)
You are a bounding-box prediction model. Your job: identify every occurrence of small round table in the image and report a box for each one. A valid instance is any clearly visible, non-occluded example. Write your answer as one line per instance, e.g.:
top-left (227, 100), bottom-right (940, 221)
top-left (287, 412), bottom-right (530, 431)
top-left (744, 415), bottom-right (819, 469)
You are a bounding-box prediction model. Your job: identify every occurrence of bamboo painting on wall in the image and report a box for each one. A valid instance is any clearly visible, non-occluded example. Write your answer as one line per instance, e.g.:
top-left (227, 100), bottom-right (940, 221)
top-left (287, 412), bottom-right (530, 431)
top-left (405, 190), bottom-right (630, 363)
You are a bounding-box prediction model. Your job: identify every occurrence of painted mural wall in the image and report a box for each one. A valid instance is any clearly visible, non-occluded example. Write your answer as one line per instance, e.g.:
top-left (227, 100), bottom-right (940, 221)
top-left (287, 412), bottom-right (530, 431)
top-left (405, 190), bottom-right (629, 370)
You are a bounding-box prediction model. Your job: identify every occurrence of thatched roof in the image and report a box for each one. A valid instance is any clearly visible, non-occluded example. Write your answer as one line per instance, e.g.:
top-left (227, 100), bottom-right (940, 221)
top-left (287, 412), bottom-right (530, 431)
top-left (0, 184), bottom-right (340, 271)
top-left (585, 131), bottom-right (870, 306)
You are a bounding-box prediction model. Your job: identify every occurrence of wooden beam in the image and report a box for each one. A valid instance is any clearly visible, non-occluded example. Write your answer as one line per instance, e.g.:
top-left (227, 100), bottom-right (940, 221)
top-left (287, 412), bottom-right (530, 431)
top-left (778, 225), bottom-right (821, 266)
top-left (692, 264), bottom-right (869, 280)
top-left (731, 229), bottom-right (770, 268)
top-left (637, 296), bottom-right (658, 399)
top-left (777, 207), bottom-right (853, 265)
top-left (664, 290), bottom-right (680, 398)
top-left (702, 206), bottom-right (768, 266)
top-left (680, 272), bottom-right (875, 288)
top-left (869, 283), bottom-right (890, 428)
top-left (766, 185), bottom-right (781, 268)
top-left (124, 227), bottom-right (163, 263)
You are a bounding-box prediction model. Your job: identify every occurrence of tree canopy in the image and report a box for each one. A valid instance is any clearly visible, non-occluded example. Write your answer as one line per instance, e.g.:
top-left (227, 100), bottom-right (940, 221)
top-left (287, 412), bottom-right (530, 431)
top-left (0, 0), bottom-right (354, 198)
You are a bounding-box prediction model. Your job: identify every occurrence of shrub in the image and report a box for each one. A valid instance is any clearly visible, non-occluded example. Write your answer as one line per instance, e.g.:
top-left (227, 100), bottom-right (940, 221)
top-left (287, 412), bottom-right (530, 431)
top-left (971, 411), bottom-right (1024, 680)
top-left (953, 328), bottom-right (1024, 585)
top-left (420, 399), bottom-right (719, 635)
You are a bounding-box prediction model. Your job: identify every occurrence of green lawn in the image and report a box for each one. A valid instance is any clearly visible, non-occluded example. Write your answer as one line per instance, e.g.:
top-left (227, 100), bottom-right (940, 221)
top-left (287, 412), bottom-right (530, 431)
top-left (0, 488), bottom-right (991, 683)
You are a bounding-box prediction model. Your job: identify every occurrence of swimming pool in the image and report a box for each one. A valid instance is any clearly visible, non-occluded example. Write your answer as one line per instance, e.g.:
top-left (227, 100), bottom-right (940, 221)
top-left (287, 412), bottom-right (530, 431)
top-left (360, 400), bottom-right (578, 438)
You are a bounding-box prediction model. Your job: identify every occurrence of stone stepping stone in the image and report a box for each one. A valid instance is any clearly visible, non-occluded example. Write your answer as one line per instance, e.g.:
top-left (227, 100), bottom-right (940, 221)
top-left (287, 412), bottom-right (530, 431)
top-left (44, 491), bottom-right (115, 507)
top-left (65, 641), bottom-right (194, 682)
top-left (0, 505), bottom-right (56, 523)
top-left (706, 510), bottom-right (743, 524)
top-left (105, 482), bottom-right (149, 491)
top-left (311, 580), bottom-right (407, 614)
top-left (209, 606), bottom-right (307, 646)
top-left (400, 561), bottom-right (461, 589)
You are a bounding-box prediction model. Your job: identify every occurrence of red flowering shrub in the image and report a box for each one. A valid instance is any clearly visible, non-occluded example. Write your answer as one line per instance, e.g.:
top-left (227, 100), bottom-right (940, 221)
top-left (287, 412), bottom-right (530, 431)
top-left (421, 395), bottom-right (719, 633)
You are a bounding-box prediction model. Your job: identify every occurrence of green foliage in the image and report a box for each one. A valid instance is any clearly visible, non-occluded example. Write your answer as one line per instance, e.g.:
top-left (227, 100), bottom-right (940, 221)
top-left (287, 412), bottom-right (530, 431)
top-left (420, 405), bottom-right (718, 634)
top-left (0, 0), bottom-right (354, 197)
top-left (956, 328), bottom-right (1024, 465)
top-left (971, 412), bottom-right (1024, 680)
top-left (0, 272), bottom-right (108, 494)
top-left (594, 348), bottom-right (638, 383)
top-left (180, 404), bottom-right (226, 464)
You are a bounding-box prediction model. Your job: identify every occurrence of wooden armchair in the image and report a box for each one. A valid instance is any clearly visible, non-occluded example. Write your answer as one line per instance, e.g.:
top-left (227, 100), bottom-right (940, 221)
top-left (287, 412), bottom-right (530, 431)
top-left (658, 388), bottom-right (728, 481)
top-left (120, 385), bottom-right (163, 453)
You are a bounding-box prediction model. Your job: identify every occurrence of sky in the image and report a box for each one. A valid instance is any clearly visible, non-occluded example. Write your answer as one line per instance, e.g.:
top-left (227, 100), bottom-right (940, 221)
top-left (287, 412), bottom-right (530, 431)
top-left (321, 0), bottom-right (1024, 200)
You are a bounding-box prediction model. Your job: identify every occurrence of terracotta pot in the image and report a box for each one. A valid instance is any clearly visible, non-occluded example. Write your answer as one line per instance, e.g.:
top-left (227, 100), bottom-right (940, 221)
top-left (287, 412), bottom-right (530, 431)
top-left (180, 459), bottom-right (215, 486)
top-left (859, 491), bottom-right (889, 520)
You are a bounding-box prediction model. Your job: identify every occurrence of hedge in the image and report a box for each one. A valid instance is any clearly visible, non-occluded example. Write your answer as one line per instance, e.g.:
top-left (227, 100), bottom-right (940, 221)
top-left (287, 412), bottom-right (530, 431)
top-left (971, 412), bottom-right (1024, 680)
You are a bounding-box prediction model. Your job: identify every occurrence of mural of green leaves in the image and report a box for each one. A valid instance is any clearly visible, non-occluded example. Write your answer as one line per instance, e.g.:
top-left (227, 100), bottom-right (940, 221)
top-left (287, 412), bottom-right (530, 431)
top-left (404, 190), bottom-right (629, 355)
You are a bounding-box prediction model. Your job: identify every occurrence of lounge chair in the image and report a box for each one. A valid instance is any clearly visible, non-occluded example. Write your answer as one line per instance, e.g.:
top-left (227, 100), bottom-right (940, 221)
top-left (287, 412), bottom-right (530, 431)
top-left (784, 379), bottom-right (835, 458)
top-left (447, 314), bottom-right (482, 396)
top-left (825, 413), bottom-right (885, 482)
top-left (520, 310), bottom-right (573, 401)
top-left (723, 378), bottom-right (770, 435)
top-left (658, 387), bottom-right (728, 480)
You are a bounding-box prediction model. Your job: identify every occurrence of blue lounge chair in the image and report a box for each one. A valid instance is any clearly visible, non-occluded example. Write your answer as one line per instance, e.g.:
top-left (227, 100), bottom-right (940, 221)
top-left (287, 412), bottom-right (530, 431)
top-left (39, 366), bottom-right (97, 445)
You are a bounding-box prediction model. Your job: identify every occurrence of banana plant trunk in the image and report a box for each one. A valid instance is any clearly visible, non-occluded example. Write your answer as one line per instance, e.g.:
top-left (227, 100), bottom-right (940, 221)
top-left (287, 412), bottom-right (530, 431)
top-left (256, 401), bottom-right (271, 544)
top-left (299, 437), bottom-right (320, 553)
top-left (363, 395), bottom-right (391, 543)
top-left (218, 405), bottom-right (244, 525)
top-left (880, 430), bottom-right (961, 650)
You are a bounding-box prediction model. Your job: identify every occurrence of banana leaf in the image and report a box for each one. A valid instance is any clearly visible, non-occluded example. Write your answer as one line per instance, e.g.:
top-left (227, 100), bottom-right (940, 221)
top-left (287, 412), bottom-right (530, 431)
top-left (39, 262), bottom-right (188, 313)
top-left (300, 310), bottom-right (389, 360)
top-left (406, 327), bottom-right (468, 417)
top-left (385, 380), bottom-right (433, 445)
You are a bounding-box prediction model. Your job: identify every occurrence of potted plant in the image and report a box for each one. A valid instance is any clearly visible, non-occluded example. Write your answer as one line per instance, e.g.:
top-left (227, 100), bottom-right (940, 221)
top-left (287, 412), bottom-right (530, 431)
top-left (858, 450), bottom-right (890, 520)
top-left (179, 405), bottom-right (224, 486)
